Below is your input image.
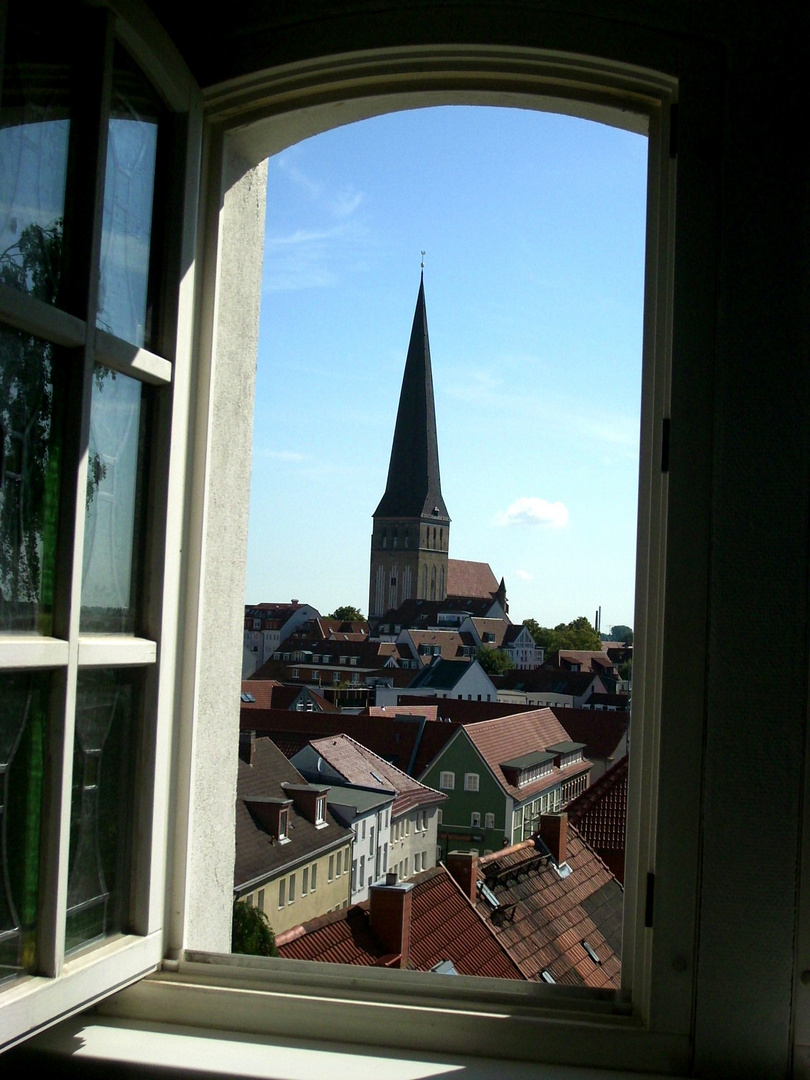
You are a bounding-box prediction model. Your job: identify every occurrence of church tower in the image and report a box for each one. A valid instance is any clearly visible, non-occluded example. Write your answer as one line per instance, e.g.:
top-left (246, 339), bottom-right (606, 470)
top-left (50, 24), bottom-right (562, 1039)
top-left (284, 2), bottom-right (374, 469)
top-left (369, 273), bottom-right (450, 618)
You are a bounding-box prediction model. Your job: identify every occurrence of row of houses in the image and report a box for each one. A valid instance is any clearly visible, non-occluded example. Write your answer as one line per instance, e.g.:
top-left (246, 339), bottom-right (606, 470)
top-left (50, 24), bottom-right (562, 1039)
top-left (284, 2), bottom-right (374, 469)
top-left (235, 689), bottom-right (629, 944)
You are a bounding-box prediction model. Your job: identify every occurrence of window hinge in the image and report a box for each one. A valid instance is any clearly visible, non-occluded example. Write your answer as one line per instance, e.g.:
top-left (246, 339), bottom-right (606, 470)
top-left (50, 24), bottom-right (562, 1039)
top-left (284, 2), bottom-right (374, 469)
top-left (645, 872), bottom-right (655, 927)
top-left (661, 418), bottom-right (670, 473)
top-left (669, 103), bottom-right (678, 158)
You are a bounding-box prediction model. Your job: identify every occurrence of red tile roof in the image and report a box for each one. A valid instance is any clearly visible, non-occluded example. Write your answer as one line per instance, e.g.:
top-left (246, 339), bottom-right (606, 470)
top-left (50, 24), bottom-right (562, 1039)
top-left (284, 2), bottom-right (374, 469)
top-left (566, 756), bottom-right (628, 878)
top-left (305, 734), bottom-right (447, 816)
top-left (549, 707), bottom-right (629, 761)
top-left (446, 559), bottom-right (499, 599)
top-left (277, 865), bottom-right (523, 979)
top-left (463, 708), bottom-right (592, 801)
top-left (474, 831), bottom-right (623, 988)
top-left (240, 707), bottom-right (459, 779)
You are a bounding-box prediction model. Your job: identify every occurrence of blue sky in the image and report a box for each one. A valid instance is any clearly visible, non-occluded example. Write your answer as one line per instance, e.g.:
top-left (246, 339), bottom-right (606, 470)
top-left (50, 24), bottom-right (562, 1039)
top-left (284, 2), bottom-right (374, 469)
top-left (246, 106), bottom-right (647, 631)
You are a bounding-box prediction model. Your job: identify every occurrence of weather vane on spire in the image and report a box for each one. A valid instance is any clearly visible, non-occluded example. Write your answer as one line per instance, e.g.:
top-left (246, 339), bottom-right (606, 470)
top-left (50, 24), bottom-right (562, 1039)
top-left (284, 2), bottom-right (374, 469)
top-left (420, 250), bottom-right (425, 269)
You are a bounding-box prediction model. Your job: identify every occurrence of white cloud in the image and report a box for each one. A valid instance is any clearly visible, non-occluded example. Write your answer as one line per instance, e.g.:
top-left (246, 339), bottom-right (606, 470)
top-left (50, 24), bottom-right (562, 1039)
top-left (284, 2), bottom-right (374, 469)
top-left (329, 186), bottom-right (364, 219)
top-left (258, 449), bottom-right (308, 462)
top-left (495, 497), bottom-right (569, 528)
top-left (514, 569), bottom-right (533, 581)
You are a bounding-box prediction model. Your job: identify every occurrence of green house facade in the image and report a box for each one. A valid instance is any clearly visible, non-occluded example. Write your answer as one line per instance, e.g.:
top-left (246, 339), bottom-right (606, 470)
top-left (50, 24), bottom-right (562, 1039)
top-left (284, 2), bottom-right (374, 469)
top-left (420, 710), bottom-right (591, 856)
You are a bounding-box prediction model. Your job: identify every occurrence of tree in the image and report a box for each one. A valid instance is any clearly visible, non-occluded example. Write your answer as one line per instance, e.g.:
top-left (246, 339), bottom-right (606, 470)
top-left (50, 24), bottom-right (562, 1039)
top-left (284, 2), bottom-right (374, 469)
top-left (475, 646), bottom-right (514, 676)
top-left (328, 604), bottom-right (364, 622)
top-left (524, 615), bottom-right (603, 654)
top-left (0, 220), bottom-right (108, 629)
top-left (609, 624), bottom-right (634, 645)
top-left (231, 899), bottom-right (279, 957)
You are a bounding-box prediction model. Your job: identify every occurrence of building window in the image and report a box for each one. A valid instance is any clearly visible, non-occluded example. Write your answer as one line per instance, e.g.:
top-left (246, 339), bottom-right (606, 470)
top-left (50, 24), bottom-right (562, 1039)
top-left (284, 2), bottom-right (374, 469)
top-left (310, 864), bottom-right (317, 891)
top-left (328, 855), bottom-right (334, 881)
top-left (278, 879), bottom-right (286, 908)
top-left (359, 855), bottom-right (365, 888)
top-left (278, 807), bottom-right (289, 840)
top-left (485, 813), bottom-right (495, 829)
top-left (439, 771), bottom-right (455, 790)
top-left (288, 874), bottom-right (295, 903)
top-left (302, 868), bottom-right (308, 896)
top-left (464, 773), bottom-right (480, 792)
top-left (471, 812), bottom-right (481, 827)
top-left (315, 795), bottom-right (326, 825)
top-left (336, 850), bottom-right (342, 877)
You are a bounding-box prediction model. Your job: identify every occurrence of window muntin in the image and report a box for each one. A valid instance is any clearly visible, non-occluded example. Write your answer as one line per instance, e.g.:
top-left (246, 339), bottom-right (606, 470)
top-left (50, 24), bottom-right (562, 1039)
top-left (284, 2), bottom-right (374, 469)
top-left (0, 6), bottom-right (72, 308)
top-left (66, 667), bottom-right (139, 953)
top-left (80, 368), bottom-right (149, 632)
top-left (96, 44), bottom-right (166, 350)
top-left (464, 772), bottom-right (479, 792)
top-left (0, 7), bottom-right (176, 1006)
top-left (0, 670), bottom-right (49, 979)
top-left (0, 326), bottom-right (65, 633)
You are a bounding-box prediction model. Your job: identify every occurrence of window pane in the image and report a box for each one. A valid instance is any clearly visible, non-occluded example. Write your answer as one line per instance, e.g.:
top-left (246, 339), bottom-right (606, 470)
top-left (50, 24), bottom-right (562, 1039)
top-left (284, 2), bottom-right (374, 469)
top-left (0, 325), bottom-right (63, 633)
top-left (0, 671), bottom-right (48, 980)
top-left (80, 367), bottom-right (147, 633)
top-left (0, 9), bottom-right (70, 306)
top-left (96, 45), bottom-right (164, 349)
top-left (66, 668), bottom-right (138, 953)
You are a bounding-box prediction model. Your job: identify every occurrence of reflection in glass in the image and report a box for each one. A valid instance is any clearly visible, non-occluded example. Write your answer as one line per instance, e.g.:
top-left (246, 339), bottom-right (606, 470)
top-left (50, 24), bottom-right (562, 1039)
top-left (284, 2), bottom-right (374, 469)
top-left (0, 8), bottom-right (70, 304)
top-left (96, 45), bottom-right (164, 349)
top-left (66, 668), bottom-right (136, 953)
top-left (80, 368), bottom-right (147, 633)
top-left (0, 671), bottom-right (48, 981)
top-left (0, 325), bottom-right (63, 633)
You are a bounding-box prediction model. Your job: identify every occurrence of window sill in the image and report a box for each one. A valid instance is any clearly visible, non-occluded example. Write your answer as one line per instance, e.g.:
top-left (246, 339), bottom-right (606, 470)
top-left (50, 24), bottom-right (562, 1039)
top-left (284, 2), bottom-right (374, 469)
top-left (74, 953), bottom-right (692, 1075)
top-left (10, 1010), bottom-right (691, 1080)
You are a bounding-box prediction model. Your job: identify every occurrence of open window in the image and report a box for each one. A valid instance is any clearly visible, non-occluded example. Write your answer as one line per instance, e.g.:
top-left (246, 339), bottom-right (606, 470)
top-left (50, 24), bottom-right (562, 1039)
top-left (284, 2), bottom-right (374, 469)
top-left (3, 1), bottom-right (754, 1075)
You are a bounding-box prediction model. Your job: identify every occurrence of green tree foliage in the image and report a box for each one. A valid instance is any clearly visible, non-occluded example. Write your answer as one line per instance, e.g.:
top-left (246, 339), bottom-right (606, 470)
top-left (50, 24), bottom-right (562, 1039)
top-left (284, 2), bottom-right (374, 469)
top-left (0, 220), bottom-right (108, 625)
top-left (0, 221), bottom-right (63, 615)
top-left (475, 646), bottom-right (514, 676)
top-left (328, 605), bottom-right (364, 622)
top-left (231, 899), bottom-right (279, 957)
top-left (609, 624), bottom-right (634, 645)
top-left (524, 615), bottom-right (603, 654)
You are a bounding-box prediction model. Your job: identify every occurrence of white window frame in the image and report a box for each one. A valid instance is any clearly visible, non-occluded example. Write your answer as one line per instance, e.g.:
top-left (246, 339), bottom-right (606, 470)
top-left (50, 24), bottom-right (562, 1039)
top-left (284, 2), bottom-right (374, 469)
top-left (439, 771), bottom-right (455, 790)
top-left (464, 772), bottom-right (480, 792)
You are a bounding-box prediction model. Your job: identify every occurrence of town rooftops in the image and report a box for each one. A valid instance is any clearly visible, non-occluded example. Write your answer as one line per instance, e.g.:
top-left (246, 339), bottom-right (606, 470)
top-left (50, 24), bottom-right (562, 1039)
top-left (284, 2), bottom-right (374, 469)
top-left (235, 737), bottom-right (351, 893)
top-left (276, 865), bottom-right (523, 979)
top-left (474, 818), bottom-right (623, 988)
top-left (549, 706), bottom-right (629, 762)
top-left (566, 756), bottom-right (628, 883)
top-left (300, 734), bottom-right (447, 817)
top-left (239, 707), bottom-right (460, 779)
top-left (462, 708), bottom-right (591, 802)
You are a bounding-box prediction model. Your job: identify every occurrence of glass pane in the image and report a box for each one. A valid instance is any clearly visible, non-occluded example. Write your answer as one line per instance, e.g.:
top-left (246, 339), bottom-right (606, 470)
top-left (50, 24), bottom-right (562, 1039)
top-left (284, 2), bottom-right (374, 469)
top-left (96, 45), bottom-right (164, 349)
top-left (0, 324), bottom-right (63, 633)
top-left (0, 8), bottom-right (70, 305)
top-left (66, 668), bottom-right (137, 953)
top-left (0, 671), bottom-right (48, 981)
top-left (80, 367), bottom-right (147, 633)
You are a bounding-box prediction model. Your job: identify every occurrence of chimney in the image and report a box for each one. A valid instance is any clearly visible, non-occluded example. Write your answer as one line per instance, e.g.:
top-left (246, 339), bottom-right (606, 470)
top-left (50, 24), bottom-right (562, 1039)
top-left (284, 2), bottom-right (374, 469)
top-left (446, 850), bottom-right (478, 903)
top-left (239, 730), bottom-right (255, 765)
top-left (368, 880), bottom-right (414, 968)
top-left (539, 812), bottom-right (568, 865)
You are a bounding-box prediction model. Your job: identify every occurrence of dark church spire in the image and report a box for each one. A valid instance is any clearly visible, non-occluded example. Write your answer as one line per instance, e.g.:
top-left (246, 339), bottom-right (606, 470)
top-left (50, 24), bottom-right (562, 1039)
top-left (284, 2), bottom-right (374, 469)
top-left (374, 272), bottom-right (449, 520)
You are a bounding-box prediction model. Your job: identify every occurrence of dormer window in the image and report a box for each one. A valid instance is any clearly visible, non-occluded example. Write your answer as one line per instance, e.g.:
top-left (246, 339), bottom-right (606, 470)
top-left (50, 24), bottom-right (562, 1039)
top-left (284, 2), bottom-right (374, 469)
top-left (315, 795), bottom-right (326, 825)
top-left (278, 807), bottom-right (289, 839)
